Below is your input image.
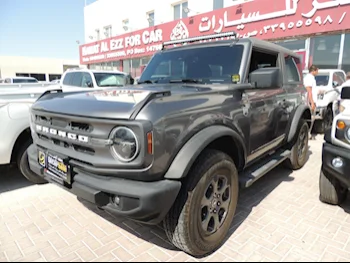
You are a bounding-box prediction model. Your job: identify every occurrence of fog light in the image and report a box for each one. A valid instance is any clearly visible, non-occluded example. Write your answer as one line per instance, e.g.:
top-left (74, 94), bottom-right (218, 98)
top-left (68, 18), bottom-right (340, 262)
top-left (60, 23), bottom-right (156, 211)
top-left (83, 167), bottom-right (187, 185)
top-left (332, 157), bottom-right (344, 168)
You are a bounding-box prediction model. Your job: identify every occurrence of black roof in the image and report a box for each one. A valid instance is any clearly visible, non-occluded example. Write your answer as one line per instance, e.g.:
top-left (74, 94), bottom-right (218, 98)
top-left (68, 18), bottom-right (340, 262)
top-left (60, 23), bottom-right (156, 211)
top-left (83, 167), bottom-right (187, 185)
top-left (161, 37), bottom-right (299, 57)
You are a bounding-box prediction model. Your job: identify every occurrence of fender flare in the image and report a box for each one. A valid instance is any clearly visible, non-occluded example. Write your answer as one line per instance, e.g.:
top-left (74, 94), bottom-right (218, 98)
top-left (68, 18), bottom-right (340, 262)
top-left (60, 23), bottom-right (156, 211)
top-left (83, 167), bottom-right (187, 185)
top-left (164, 125), bottom-right (246, 179)
top-left (287, 105), bottom-right (312, 143)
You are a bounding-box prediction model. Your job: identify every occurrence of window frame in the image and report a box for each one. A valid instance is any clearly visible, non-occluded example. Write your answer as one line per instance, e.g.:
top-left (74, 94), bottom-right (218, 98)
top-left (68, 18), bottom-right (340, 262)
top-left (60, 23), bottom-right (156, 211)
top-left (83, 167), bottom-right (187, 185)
top-left (173, 1), bottom-right (188, 20)
top-left (147, 11), bottom-right (155, 27)
top-left (213, 0), bottom-right (224, 10)
top-left (284, 54), bottom-right (302, 84)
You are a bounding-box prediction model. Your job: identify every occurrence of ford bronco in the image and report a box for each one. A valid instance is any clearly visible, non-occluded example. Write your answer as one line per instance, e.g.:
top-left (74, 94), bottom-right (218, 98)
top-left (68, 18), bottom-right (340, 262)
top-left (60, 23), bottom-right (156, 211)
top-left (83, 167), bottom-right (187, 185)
top-left (25, 32), bottom-right (311, 256)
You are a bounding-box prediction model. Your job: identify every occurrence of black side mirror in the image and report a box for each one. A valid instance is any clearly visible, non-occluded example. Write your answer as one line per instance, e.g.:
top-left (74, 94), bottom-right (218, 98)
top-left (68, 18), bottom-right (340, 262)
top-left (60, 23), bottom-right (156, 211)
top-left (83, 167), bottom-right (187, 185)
top-left (333, 81), bottom-right (339, 88)
top-left (249, 67), bottom-right (280, 89)
top-left (341, 86), bottom-right (350, 99)
top-left (86, 81), bottom-right (93, 88)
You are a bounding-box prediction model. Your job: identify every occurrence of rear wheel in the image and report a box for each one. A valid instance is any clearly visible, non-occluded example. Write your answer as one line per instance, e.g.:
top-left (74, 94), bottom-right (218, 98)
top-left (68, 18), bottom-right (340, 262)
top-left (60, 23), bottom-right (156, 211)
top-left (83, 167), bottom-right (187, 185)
top-left (285, 120), bottom-right (309, 170)
top-left (163, 150), bottom-right (239, 257)
top-left (18, 140), bottom-right (47, 185)
top-left (319, 169), bottom-right (347, 205)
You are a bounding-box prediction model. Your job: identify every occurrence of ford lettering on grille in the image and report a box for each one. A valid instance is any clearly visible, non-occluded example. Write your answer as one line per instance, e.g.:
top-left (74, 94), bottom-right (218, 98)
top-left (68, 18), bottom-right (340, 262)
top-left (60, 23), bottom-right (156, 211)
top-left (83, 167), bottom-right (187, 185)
top-left (36, 125), bottom-right (89, 143)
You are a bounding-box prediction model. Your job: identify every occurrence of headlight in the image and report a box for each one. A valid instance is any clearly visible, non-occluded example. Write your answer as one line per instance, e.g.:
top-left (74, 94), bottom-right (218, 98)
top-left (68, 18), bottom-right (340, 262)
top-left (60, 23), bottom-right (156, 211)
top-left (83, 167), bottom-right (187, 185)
top-left (346, 128), bottom-right (350, 142)
top-left (110, 127), bottom-right (139, 162)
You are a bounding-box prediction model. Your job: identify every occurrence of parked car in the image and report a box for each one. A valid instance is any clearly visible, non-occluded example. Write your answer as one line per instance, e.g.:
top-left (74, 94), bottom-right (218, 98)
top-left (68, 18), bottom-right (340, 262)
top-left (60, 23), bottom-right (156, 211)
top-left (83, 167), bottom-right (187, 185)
top-left (303, 69), bottom-right (347, 133)
top-left (0, 69), bottom-right (130, 182)
top-left (319, 85), bottom-right (350, 205)
top-left (1, 77), bottom-right (39, 84)
top-left (24, 32), bottom-right (311, 256)
top-left (60, 68), bottom-right (134, 91)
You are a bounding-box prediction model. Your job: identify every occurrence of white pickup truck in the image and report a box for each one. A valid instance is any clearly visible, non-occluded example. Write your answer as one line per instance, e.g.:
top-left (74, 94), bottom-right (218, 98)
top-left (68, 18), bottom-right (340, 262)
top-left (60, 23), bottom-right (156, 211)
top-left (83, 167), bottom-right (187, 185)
top-left (303, 69), bottom-right (347, 133)
top-left (0, 68), bottom-right (131, 183)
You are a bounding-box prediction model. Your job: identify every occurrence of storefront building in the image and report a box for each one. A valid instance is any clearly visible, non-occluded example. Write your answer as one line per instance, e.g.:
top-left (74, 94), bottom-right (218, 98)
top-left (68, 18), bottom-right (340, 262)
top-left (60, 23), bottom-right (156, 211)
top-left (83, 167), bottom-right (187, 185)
top-left (79, 0), bottom-right (350, 77)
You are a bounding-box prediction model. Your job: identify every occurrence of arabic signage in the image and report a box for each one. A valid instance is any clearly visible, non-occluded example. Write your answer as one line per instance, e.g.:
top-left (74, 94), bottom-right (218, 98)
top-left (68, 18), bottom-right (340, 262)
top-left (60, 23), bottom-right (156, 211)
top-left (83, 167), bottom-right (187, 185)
top-left (79, 0), bottom-right (350, 64)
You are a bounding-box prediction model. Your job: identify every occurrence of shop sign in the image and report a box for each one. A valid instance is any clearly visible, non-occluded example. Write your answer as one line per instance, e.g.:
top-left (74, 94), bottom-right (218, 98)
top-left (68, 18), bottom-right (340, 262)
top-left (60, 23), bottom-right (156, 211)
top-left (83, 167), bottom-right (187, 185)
top-left (80, 0), bottom-right (350, 64)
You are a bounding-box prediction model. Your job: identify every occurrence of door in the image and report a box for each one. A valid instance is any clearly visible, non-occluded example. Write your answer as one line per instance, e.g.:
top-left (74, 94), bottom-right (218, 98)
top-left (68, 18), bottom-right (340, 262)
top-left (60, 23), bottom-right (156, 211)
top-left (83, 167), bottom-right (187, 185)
top-left (246, 49), bottom-right (286, 160)
top-left (283, 54), bottom-right (304, 135)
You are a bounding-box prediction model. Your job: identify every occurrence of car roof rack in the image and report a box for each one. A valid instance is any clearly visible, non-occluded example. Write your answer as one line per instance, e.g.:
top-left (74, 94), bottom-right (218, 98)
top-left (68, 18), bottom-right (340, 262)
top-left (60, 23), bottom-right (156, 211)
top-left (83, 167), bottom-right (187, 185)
top-left (162, 31), bottom-right (237, 50)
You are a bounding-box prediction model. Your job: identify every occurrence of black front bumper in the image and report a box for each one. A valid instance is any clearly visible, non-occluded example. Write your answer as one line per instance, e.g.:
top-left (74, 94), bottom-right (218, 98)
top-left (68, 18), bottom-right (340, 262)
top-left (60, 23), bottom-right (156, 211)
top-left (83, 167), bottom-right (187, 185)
top-left (27, 144), bottom-right (181, 225)
top-left (322, 142), bottom-right (350, 188)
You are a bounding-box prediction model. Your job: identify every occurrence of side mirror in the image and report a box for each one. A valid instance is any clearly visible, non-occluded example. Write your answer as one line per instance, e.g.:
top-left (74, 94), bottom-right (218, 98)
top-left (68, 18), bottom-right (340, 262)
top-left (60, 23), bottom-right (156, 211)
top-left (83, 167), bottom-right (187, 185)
top-left (249, 67), bottom-right (280, 89)
top-left (333, 81), bottom-right (339, 88)
top-left (86, 81), bottom-right (93, 88)
top-left (341, 86), bottom-right (350, 99)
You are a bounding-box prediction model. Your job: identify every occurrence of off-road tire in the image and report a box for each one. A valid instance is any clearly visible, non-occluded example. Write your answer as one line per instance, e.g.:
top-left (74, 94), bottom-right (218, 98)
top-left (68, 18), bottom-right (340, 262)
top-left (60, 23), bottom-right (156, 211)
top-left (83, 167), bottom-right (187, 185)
top-left (285, 120), bottom-right (309, 170)
top-left (314, 107), bottom-right (333, 134)
top-left (163, 149), bottom-right (239, 257)
top-left (18, 140), bottom-right (47, 184)
top-left (319, 169), bottom-right (347, 205)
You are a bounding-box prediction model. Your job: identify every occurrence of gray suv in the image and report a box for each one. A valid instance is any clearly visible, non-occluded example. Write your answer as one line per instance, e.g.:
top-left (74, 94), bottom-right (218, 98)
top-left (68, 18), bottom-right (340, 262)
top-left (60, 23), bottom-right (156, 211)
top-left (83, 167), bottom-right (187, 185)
top-left (25, 32), bottom-right (311, 256)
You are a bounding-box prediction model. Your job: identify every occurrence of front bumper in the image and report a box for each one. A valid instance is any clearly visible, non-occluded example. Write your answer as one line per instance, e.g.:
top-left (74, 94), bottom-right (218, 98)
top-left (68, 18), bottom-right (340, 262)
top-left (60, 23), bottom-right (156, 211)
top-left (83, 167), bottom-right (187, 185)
top-left (27, 144), bottom-right (181, 225)
top-left (322, 142), bottom-right (350, 188)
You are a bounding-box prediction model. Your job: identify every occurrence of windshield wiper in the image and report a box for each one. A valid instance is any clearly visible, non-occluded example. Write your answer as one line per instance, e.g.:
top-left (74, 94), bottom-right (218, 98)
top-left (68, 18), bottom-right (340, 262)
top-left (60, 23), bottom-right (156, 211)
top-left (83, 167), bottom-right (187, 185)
top-left (169, 79), bottom-right (202, 84)
top-left (138, 80), bottom-right (154, 84)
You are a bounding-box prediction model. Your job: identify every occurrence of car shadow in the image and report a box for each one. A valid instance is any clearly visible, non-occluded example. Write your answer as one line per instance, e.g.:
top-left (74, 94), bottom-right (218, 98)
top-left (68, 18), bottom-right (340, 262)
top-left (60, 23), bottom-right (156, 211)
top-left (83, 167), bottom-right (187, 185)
top-left (0, 165), bottom-right (33, 194)
top-left (79, 149), bottom-right (313, 257)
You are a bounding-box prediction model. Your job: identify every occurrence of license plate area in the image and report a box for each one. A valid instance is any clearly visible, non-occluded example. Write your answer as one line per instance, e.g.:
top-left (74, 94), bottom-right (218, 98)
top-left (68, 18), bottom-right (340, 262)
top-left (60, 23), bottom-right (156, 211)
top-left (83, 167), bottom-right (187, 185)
top-left (38, 149), bottom-right (72, 187)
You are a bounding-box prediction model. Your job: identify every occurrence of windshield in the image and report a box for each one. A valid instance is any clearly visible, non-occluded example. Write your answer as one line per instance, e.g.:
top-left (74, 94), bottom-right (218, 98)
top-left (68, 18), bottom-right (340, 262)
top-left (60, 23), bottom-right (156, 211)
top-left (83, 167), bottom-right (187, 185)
top-left (94, 73), bottom-right (126, 87)
top-left (139, 45), bottom-right (244, 84)
top-left (13, 78), bottom-right (38, 83)
top-left (315, 74), bottom-right (330, 86)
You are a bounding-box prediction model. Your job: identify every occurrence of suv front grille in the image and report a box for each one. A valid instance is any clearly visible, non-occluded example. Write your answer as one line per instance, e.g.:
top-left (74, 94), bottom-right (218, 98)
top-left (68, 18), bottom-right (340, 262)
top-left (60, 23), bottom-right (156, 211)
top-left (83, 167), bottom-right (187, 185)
top-left (32, 112), bottom-right (113, 156)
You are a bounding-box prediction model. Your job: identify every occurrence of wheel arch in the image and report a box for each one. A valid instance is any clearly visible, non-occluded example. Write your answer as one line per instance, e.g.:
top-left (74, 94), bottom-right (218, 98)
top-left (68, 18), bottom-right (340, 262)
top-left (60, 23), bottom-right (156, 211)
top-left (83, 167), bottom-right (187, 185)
top-left (164, 125), bottom-right (246, 180)
top-left (11, 128), bottom-right (32, 163)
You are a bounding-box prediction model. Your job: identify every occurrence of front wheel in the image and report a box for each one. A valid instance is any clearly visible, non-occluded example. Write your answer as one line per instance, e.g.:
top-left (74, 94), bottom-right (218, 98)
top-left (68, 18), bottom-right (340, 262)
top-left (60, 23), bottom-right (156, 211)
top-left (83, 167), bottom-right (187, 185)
top-left (285, 120), bottom-right (309, 170)
top-left (18, 141), bottom-right (47, 185)
top-left (319, 169), bottom-right (347, 205)
top-left (163, 150), bottom-right (239, 257)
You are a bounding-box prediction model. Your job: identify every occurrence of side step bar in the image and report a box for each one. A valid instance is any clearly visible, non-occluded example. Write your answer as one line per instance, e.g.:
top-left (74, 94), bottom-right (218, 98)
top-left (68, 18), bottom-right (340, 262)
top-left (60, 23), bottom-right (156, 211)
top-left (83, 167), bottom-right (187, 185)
top-left (239, 149), bottom-right (291, 188)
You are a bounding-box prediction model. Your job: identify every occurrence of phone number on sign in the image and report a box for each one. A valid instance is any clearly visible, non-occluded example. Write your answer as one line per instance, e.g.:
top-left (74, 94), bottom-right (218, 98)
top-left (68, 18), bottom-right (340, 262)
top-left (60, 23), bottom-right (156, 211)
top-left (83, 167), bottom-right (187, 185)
top-left (236, 12), bottom-right (346, 38)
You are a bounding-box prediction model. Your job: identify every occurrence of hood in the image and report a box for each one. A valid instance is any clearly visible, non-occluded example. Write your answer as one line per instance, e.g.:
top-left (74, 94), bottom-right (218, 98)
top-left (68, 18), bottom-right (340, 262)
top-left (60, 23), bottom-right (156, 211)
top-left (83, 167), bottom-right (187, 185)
top-left (31, 84), bottom-right (213, 120)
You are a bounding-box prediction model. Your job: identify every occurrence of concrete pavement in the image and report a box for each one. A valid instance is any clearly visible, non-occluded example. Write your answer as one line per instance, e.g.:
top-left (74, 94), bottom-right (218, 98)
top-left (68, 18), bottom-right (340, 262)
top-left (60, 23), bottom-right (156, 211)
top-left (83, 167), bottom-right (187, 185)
top-left (1, 136), bottom-right (350, 262)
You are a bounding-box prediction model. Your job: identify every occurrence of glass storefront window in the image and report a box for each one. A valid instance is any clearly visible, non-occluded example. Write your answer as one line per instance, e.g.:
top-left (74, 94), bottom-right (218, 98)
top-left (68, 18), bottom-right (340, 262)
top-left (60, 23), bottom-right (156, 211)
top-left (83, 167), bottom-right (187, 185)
top-left (274, 39), bottom-right (306, 51)
top-left (310, 34), bottom-right (341, 69)
top-left (342, 34), bottom-right (350, 73)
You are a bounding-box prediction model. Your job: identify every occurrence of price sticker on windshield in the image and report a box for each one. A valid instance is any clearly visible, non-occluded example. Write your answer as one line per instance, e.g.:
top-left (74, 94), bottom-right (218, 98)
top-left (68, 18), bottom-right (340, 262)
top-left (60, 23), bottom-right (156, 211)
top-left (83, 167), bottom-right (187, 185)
top-left (231, 74), bottom-right (240, 83)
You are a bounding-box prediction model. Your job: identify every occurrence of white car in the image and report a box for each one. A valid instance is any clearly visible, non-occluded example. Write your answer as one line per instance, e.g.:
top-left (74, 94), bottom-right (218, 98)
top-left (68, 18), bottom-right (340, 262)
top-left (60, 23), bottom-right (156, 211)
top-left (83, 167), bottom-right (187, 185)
top-left (0, 68), bottom-right (132, 183)
top-left (303, 69), bottom-right (347, 133)
top-left (60, 68), bottom-right (134, 91)
top-left (1, 77), bottom-right (39, 84)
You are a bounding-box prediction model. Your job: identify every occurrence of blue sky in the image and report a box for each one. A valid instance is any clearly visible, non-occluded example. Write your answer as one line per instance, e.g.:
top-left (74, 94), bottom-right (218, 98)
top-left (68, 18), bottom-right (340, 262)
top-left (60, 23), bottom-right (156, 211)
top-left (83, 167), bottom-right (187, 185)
top-left (0, 0), bottom-right (97, 60)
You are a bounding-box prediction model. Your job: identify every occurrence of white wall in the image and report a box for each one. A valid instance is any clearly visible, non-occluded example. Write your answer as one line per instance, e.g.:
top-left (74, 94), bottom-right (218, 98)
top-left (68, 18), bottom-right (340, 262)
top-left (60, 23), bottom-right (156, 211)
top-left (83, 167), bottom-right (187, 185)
top-left (84, 0), bottom-right (252, 44)
top-left (0, 56), bottom-right (81, 80)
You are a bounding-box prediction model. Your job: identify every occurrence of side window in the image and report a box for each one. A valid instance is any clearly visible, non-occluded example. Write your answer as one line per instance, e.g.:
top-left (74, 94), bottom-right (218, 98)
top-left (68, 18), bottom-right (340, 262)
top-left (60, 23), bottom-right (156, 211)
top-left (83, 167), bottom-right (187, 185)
top-left (71, 72), bottom-right (83, 87)
top-left (333, 72), bottom-right (345, 86)
top-left (62, 72), bottom-right (74, 85)
top-left (81, 72), bottom-right (93, 87)
top-left (285, 55), bottom-right (301, 82)
top-left (249, 49), bottom-right (278, 73)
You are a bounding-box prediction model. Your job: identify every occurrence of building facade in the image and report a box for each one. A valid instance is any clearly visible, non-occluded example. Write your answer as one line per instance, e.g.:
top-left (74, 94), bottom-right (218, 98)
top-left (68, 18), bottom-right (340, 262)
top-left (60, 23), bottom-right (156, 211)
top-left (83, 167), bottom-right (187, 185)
top-left (0, 56), bottom-right (81, 82)
top-left (80, 0), bottom-right (350, 77)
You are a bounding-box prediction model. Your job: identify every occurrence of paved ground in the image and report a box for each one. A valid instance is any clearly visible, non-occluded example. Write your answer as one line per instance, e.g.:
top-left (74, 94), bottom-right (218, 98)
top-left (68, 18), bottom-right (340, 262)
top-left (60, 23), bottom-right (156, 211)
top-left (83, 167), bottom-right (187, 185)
top-left (1, 136), bottom-right (350, 262)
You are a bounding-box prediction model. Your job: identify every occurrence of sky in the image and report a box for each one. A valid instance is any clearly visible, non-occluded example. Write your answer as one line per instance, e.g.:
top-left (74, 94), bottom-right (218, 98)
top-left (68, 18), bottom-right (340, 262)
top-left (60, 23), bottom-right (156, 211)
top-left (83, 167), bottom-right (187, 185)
top-left (0, 0), bottom-right (97, 60)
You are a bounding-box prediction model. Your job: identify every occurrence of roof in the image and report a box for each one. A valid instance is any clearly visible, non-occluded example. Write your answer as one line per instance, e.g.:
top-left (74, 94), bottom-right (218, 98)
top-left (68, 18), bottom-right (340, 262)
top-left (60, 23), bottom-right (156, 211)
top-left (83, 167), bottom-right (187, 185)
top-left (6, 77), bottom-right (37, 80)
top-left (65, 68), bottom-right (128, 75)
top-left (161, 37), bottom-right (299, 57)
